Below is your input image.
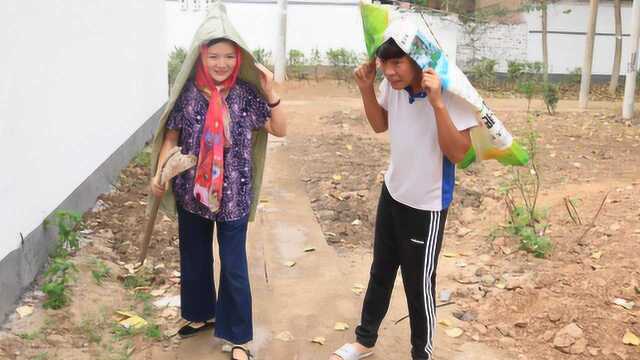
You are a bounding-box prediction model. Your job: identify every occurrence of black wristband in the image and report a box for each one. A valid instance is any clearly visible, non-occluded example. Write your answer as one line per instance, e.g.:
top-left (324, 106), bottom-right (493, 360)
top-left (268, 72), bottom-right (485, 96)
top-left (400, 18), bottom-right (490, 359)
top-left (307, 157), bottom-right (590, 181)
top-left (268, 98), bottom-right (281, 108)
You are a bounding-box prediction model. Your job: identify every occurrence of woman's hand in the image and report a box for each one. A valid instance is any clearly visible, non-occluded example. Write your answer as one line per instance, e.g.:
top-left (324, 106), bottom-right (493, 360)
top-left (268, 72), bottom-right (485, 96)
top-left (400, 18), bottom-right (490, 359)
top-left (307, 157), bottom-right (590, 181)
top-left (150, 174), bottom-right (167, 199)
top-left (255, 63), bottom-right (277, 102)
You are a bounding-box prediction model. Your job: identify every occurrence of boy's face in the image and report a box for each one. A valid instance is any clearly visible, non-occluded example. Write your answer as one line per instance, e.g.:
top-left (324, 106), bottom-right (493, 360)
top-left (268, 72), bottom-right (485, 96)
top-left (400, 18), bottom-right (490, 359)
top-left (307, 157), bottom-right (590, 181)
top-left (379, 55), bottom-right (419, 90)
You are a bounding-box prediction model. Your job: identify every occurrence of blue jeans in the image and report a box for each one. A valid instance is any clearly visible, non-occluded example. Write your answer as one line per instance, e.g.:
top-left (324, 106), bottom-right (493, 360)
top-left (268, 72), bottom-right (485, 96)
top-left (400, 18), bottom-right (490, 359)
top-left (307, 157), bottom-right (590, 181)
top-left (177, 205), bottom-right (252, 344)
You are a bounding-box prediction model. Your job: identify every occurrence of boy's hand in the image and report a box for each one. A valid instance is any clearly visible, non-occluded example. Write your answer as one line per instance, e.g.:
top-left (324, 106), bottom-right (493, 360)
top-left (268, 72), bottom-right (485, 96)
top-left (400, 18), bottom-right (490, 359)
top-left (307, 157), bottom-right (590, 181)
top-left (354, 60), bottom-right (377, 90)
top-left (422, 68), bottom-right (444, 108)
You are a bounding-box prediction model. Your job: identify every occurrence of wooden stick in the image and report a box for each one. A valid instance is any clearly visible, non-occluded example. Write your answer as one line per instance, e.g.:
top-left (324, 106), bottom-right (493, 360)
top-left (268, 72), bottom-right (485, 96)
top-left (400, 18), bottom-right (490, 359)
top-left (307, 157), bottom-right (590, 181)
top-left (576, 192), bottom-right (609, 244)
top-left (137, 198), bottom-right (161, 266)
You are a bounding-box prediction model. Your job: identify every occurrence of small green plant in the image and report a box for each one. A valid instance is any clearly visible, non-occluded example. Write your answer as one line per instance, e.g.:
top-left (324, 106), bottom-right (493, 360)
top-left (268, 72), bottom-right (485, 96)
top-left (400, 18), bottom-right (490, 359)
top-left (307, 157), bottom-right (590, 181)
top-left (78, 318), bottom-right (103, 344)
top-left (288, 49), bottom-right (305, 66)
top-left (565, 67), bottom-right (582, 85)
top-left (509, 61), bottom-right (543, 84)
top-left (17, 331), bottom-right (40, 341)
top-left (326, 48), bottom-right (359, 83)
top-left (133, 149), bottom-right (151, 167)
top-left (309, 48), bottom-right (322, 82)
top-left (168, 46), bottom-right (187, 89)
top-left (32, 352), bottom-right (49, 360)
top-left (252, 48), bottom-right (272, 67)
top-left (502, 110), bottom-right (551, 258)
top-left (507, 60), bottom-right (527, 83)
top-left (116, 340), bottom-right (135, 360)
top-left (52, 210), bottom-right (83, 256)
top-left (543, 82), bottom-right (559, 115)
top-left (142, 302), bottom-right (154, 318)
top-left (287, 49), bottom-right (308, 81)
top-left (132, 290), bottom-right (155, 318)
top-left (134, 291), bottom-right (152, 302)
top-left (91, 258), bottom-right (111, 286)
top-left (41, 210), bottom-right (82, 309)
top-left (112, 324), bottom-right (137, 341)
top-left (516, 73), bottom-right (541, 113)
top-left (122, 274), bottom-right (151, 290)
top-left (468, 58), bottom-right (497, 89)
top-left (42, 258), bottom-right (78, 309)
top-left (505, 205), bottom-right (551, 257)
top-left (144, 324), bottom-right (162, 341)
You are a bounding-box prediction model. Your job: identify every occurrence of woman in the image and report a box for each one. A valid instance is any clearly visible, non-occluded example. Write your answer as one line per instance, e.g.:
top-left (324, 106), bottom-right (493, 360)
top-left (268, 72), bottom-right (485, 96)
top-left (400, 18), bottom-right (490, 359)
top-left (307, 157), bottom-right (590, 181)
top-left (149, 4), bottom-right (286, 359)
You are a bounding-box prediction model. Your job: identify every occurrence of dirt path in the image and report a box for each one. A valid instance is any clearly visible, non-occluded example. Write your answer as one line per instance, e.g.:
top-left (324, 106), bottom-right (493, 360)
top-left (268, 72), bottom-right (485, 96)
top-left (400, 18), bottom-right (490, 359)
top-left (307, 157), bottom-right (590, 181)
top-left (1, 81), bottom-right (638, 360)
top-left (140, 82), bottom-right (515, 359)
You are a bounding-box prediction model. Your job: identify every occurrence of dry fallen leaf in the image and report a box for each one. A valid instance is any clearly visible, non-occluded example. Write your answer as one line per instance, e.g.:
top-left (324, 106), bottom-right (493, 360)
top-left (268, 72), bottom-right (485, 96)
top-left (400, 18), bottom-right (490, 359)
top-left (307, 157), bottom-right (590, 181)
top-left (622, 330), bottom-right (640, 346)
top-left (438, 319), bottom-right (453, 327)
top-left (332, 175), bottom-right (342, 181)
top-left (613, 298), bottom-right (635, 310)
top-left (443, 252), bottom-right (458, 258)
top-left (16, 306), bottom-right (34, 318)
top-left (114, 311), bottom-right (148, 330)
top-left (283, 261), bottom-right (296, 268)
top-left (311, 336), bottom-right (326, 345)
top-left (445, 327), bottom-right (464, 338)
top-left (334, 322), bottom-right (350, 331)
top-left (275, 331), bottom-right (294, 342)
top-left (124, 264), bottom-right (136, 274)
top-left (351, 219), bottom-right (362, 226)
top-left (150, 289), bottom-right (166, 297)
top-left (160, 308), bottom-right (179, 319)
top-left (351, 283), bottom-right (365, 295)
top-left (164, 327), bottom-right (180, 338)
top-left (591, 251), bottom-right (602, 260)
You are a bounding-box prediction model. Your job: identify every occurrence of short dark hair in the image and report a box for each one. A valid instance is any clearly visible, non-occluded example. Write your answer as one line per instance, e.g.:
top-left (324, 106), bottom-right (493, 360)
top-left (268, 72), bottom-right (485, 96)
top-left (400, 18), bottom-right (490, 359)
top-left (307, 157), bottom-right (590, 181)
top-left (206, 38), bottom-right (236, 48)
top-left (376, 38), bottom-right (407, 61)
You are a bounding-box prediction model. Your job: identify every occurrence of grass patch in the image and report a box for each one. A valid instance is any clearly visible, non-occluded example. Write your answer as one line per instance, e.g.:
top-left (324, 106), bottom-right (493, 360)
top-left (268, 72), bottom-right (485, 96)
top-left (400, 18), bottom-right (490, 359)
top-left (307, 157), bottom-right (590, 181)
top-left (17, 331), bottom-right (40, 341)
top-left (91, 258), bottom-right (112, 286)
top-left (122, 274), bottom-right (151, 290)
top-left (133, 150), bottom-right (151, 168)
top-left (144, 323), bottom-right (162, 341)
top-left (31, 352), bottom-right (48, 360)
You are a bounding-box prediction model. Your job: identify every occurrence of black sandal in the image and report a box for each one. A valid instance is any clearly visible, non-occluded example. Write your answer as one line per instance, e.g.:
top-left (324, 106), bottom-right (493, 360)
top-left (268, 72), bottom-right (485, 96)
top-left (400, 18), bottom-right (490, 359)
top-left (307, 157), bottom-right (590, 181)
top-left (177, 320), bottom-right (215, 338)
top-left (230, 345), bottom-right (253, 360)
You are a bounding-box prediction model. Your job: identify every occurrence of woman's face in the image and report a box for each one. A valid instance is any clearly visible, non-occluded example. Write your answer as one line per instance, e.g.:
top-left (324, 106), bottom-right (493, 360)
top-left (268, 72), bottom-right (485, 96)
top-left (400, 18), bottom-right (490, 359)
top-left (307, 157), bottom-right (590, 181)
top-left (205, 41), bottom-right (237, 84)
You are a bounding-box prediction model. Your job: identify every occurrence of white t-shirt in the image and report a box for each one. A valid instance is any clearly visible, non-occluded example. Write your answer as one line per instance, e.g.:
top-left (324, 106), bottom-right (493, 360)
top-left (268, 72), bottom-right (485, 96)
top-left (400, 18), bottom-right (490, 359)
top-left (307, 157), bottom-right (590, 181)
top-left (378, 79), bottom-right (478, 211)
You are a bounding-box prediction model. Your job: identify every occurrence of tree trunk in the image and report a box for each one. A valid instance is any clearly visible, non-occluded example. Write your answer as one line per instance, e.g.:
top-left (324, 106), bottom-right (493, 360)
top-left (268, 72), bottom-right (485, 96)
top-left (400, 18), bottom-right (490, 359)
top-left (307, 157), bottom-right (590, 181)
top-left (579, 0), bottom-right (599, 109)
top-left (274, 0), bottom-right (288, 83)
top-left (623, 0), bottom-right (640, 119)
top-left (542, 0), bottom-right (549, 83)
top-left (609, 0), bottom-right (623, 95)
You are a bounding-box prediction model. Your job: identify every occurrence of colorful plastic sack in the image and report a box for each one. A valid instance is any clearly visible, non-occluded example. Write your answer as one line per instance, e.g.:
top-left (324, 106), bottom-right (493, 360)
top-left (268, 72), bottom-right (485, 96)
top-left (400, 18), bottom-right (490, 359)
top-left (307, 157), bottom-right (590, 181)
top-left (360, 2), bottom-right (529, 168)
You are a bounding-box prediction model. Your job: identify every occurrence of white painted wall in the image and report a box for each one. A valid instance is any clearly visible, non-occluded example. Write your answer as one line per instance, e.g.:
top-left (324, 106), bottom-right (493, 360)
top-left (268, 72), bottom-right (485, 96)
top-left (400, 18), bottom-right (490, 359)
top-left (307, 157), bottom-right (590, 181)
top-left (166, 0), bottom-right (459, 65)
top-left (457, 22), bottom-right (528, 72)
top-left (525, 1), bottom-right (636, 75)
top-left (170, 1), bottom-right (634, 76)
top-left (167, 0), bottom-right (367, 61)
top-left (0, 0), bottom-right (168, 259)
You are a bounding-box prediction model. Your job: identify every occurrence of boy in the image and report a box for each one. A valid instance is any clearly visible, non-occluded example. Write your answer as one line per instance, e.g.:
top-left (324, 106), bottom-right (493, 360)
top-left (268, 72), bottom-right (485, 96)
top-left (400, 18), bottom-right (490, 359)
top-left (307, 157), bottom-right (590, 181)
top-left (330, 35), bottom-right (477, 360)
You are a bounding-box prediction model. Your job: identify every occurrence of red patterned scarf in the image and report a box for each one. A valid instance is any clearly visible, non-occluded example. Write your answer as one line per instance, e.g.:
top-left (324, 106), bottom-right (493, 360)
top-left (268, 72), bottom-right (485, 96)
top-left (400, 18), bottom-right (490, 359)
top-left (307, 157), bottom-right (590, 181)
top-left (192, 43), bottom-right (242, 212)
